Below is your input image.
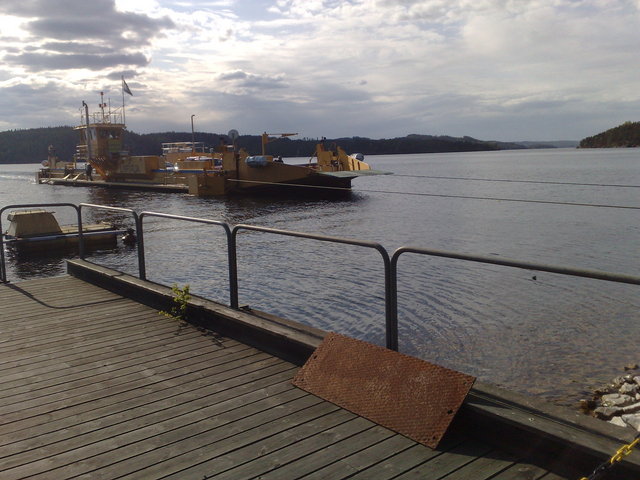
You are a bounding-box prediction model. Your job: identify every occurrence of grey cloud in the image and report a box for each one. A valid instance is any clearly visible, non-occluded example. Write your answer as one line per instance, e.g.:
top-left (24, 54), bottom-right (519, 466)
top-left (215, 70), bottom-right (287, 90)
top-left (1, 0), bottom-right (146, 19)
top-left (6, 52), bottom-right (149, 71)
top-left (40, 42), bottom-right (111, 55)
top-left (217, 70), bottom-right (249, 81)
top-left (106, 69), bottom-right (137, 81)
top-left (28, 12), bottom-right (174, 48)
top-left (0, 81), bottom-right (82, 127)
top-left (304, 82), bottom-right (372, 106)
top-left (1, 0), bottom-right (174, 71)
top-left (1, 45), bottom-right (23, 54)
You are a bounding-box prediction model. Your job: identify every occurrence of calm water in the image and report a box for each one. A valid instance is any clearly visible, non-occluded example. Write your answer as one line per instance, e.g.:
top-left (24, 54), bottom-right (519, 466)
top-left (1, 148), bottom-right (639, 405)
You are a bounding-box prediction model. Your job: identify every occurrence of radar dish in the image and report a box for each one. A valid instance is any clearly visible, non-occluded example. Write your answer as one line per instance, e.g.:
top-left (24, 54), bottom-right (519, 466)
top-left (228, 129), bottom-right (239, 141)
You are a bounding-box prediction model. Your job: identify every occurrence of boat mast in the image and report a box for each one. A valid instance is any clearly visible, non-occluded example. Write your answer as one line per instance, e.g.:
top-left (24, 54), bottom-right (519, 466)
top-left (82, 101), bottom-right (93, 162)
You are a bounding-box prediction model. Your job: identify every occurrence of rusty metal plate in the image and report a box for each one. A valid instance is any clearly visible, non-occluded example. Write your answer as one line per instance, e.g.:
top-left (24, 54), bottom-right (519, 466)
top-left (292, 333), bottom-right (475, 448)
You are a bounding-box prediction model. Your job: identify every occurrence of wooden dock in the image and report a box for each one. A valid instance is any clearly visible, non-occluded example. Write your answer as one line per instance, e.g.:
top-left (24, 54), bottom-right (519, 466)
top-left (1, 264), bottom-right (638, 479)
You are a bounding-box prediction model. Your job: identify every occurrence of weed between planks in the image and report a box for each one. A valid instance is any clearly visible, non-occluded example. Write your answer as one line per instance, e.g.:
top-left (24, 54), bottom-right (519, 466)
top-left (159, 284), bottom-right (191, 321)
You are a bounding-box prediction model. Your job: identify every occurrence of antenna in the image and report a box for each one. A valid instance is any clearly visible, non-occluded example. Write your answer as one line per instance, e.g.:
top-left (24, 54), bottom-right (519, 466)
top-left (99, 92), bottom-right (107, 122)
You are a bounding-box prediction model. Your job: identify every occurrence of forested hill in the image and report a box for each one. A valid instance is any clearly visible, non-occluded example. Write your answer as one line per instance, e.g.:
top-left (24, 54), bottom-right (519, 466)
top-left (579, 121), bottom-right (640, 148)
top-left (0, 127), bottom-right (531, 164)
top-left (0, 127), bottom-right (78, 165)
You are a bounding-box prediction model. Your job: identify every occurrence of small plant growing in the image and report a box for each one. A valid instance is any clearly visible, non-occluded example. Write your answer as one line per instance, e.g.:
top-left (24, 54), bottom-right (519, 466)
top-left (160, 284), bottom-right (191, 321)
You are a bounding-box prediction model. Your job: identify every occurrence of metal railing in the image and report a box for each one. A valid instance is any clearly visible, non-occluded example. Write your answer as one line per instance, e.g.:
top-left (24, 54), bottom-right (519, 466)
top-left (79, 203), bottom-right (143, 276)
top-left (231, 224), bottom-right (394, 348)
top-left (388, 247), bottom-right (640, 350)
top-left (138, 212), bottom-right (237, 307)
top-left (2, 203), bottom-right (639, 353)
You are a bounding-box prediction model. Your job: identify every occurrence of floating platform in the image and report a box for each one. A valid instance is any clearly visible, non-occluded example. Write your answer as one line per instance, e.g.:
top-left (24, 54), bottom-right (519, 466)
top-left (40, 176), bottom-right (189, 193)
top-left (0, 261), bottom-right (639, 478)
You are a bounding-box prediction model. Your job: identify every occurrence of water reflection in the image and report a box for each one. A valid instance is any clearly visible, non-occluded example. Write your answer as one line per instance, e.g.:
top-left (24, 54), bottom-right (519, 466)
top-left (3, 242), bottom-right (123, 280)
top-left (4, 246), bottom-right (68, 279)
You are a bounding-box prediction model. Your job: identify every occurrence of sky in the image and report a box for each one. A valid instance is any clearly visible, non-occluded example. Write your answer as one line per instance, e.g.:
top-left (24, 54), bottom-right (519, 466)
top-left (0, 0), bottom-right (638, 142)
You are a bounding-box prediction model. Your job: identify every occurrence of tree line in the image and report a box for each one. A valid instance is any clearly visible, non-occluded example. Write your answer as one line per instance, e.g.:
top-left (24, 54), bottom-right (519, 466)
top-left (579, 121), bottom-right (640, 148)
top-left (0, 127), bottom-right (532, 164)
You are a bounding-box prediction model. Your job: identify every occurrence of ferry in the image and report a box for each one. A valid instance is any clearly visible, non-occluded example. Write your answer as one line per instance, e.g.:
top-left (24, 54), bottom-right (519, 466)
top-left (37, 94), bottom-right (387, 196)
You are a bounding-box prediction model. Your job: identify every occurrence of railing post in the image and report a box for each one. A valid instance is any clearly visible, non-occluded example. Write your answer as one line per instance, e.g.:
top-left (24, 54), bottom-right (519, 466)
top-left (387, 252), bottom-right (398, 351)
top-left (77, 204), bottom-right (85, 259)
top-left (136, 213), bottom-right (146, 280)
top-left (228, 227), bottom-right (239, 309)
top-left (0, 213), bottom-right (6, 283)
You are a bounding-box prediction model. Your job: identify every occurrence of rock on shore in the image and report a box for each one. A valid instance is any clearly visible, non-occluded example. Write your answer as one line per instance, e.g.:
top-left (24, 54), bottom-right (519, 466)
top-left (581, 366), bottom-right (640, 431)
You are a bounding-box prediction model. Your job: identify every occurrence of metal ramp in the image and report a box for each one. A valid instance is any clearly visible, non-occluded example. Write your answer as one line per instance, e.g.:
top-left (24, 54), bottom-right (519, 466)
top-left (292, 332), bottom-right (475, 448)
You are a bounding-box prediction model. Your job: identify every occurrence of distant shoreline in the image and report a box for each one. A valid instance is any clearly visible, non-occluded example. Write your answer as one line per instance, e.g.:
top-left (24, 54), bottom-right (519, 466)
top-left (0, 126), bottom-right (578, 164)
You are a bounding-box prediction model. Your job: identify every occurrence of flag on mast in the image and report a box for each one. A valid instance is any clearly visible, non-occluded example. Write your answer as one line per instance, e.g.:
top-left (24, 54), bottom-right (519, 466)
top-left (122, 76), bottom-right (133, 96)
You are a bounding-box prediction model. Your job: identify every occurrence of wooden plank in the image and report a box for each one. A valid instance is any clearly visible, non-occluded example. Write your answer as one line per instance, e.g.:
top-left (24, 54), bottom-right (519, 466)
top-left (0, 311), bottom-right (177, 363)
top-left (0, 355), bottom-right (284, 438)
top-left (346, 433), bottom-right (466, 480)
top-left (0, 372), bottom-right (299, 472)
top-left (14, 392), bottom-right (324, 480)
top-left (0, 322), bottom-right (233, 376)
top-left (392, 440), bottom-right (494, 479)
top-left (434, 449), bottom-right (519, 479)
top-left (0, 300), bottom-right (148, 333)
top-left (0, 351), bottom-right (268, 432)
top-left (0, 276), bottom-right (116, 298)
top-left (538, 473), bottom-right (574, 480)
top-left (0, 307), bottom-right (194, 344)
top-left (0, 306), bottom-right (156, 344)
top-left (0, 334), bottom-right (235, 394)
top-left (248, 423), bottom-right (396, 480)
top-left (0, 332), bottom-right (224, 392)
top-left (0, 283), bottom-right (123, 312)
top-left (297, 434), bottom-right (417, 480)
top-left (0, 360), bottom-right (295, 456)
top-left (0, 340), bottom-right (247, 408)
top-left (0, 345), bottom-right (257, 408)
top-left (0, 307), bottom-right (169, 353)
top-left (0, 295), bottom-right (128, 323)
top-left (0, 320), bottom-right (203, 372)
top-left (0, 351), bottom-right (272, 433)
top-left (0, 289), bottom-right (135, 313)
top-left (133, 404), bottom-right (353, 480)
top-left (490, 461), bottom-right (557, 480)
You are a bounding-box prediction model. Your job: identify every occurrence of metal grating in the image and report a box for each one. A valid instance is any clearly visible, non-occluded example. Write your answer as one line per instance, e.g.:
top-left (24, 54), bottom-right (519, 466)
top-left (292, 332), bottom-right (475, 448)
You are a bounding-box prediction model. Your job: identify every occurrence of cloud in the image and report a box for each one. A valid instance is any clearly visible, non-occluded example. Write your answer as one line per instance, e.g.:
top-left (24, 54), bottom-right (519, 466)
top-left (0, 81), bottom-right (83, 130)
top-left (214, 69), bottom-right (288, 92)
top-left (6, 52), bottom-right (150, 71)
top-left (0, 0), bottom-right (174, 72)
top-left (0, 0), bottom-right (639, 140)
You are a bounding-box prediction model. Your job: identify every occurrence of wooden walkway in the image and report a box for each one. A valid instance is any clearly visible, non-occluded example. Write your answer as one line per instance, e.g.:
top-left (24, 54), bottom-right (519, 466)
top-left (0, 275), bottom-right (586, 479)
